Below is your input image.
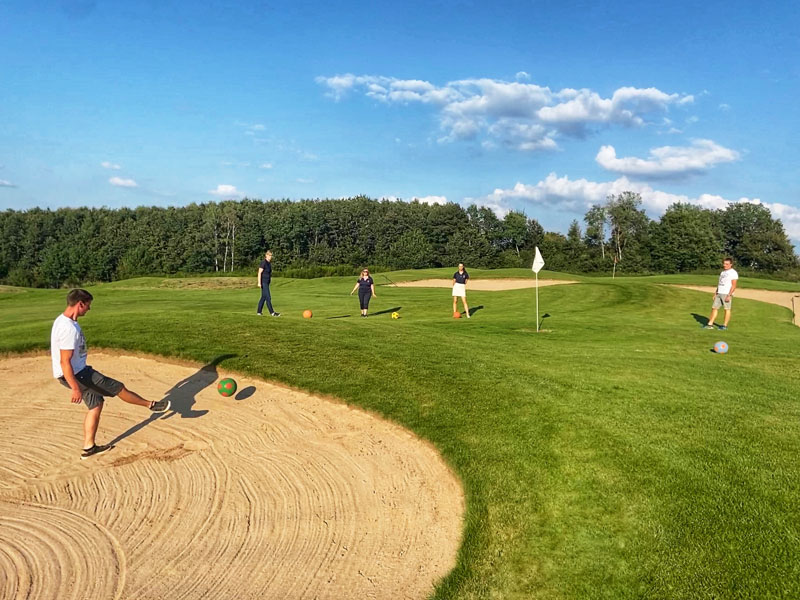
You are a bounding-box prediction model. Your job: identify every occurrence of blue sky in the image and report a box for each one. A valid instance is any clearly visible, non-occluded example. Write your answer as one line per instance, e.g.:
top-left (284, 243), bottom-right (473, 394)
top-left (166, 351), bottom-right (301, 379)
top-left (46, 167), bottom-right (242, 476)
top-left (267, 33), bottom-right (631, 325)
top-left (2, 0), bottom-right (799, 241)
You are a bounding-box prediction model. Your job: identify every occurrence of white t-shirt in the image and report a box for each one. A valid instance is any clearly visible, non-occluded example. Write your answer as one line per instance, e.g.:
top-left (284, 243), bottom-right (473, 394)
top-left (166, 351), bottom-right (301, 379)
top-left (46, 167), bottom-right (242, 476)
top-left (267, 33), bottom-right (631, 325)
top-left (51, 314), bottom-right (88, 378)
top-left (716, 268), bottom-right (739, 295)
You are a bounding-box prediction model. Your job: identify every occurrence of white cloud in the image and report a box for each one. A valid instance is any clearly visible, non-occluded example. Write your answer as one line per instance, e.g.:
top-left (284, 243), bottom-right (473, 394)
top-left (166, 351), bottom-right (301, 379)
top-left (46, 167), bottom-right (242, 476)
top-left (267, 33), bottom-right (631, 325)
top-left (515, 71), bottom-right (531, 81)
top-left (413, 195), bottom-right (448, 205)
top-left (719, 103), bottom-right (731, 111)
top-left (109, 177), bottom-right (137, 188)
top-left (317, 74), bottom-right (693, 151)
top-left (296, 178), bottom-right (314, 184)
top-left (596, 139), bottom-right (740, 178)
top-left (259, 162), bottom-right (273, 169)
top-left (208, 184), bottom-right (241, 198)
top-left (101, 161), bottom-right (121, 170)
top-left (0, 179), bottom-right (16, 188)
top-left (474, 197), bottom-right (512, 219)
top-left (480, 173), bottom-right (756, 216)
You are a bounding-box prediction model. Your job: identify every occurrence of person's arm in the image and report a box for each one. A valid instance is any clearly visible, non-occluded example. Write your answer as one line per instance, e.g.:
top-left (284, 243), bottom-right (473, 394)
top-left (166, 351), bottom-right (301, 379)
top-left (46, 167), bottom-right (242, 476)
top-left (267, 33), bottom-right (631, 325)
top-left (60, 349), bottom-right (82, 404)
top-left (257, 267), bottom-right (263, 287)
top-left (726, 279), bottom-right (738, 300)
top-left (371, 283), bottom-right (377, 298)
top-left (350, 282), bottom-right (359, 295)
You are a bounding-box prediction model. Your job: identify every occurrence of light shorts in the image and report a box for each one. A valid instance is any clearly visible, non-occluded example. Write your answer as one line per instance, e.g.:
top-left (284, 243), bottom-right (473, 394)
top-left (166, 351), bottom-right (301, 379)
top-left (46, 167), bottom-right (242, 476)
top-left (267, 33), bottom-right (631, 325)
top-left (712, 293), bottom-right (732, 310)
top-left (58, 365), bottom-right (124, 409)
top-left (452, 283), bottom-right (466, 297)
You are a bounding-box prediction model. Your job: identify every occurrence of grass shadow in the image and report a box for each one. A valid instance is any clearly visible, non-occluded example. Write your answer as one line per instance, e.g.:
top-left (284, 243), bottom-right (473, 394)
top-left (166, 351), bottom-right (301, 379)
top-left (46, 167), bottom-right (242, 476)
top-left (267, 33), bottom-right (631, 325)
top-left (465, 305), bottom-right (484, 317)
top-left (370, 306), bottom-right (402, 317)
top-left (108, 353), bottom-right (236, 445)
top-left (692, 312), bottom-right (709, 326)
top-left (325, 314), bottom-right (352, 319)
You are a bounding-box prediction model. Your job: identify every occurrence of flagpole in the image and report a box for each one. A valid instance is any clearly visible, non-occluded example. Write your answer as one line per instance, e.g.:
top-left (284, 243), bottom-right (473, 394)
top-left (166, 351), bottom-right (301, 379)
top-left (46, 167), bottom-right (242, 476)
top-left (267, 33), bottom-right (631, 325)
top-left (532, 246), bottom-right (544, 333)
top-left (535, 270), bottom-right (539, 332)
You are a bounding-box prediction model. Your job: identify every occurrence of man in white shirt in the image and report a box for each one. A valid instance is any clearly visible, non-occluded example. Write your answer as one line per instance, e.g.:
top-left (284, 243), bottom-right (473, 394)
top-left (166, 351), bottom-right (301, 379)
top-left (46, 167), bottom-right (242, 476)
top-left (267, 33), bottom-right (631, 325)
top-left (51, 289), bottom-right (171, 460)
top-left (704, 258), bottom-right (739, 331)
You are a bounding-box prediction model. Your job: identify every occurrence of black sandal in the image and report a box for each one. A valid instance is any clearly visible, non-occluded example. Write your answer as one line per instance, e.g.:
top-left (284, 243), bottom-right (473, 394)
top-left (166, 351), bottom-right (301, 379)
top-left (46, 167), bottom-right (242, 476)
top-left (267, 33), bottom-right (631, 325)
top-left (80, 443), bottom-right (114, 460)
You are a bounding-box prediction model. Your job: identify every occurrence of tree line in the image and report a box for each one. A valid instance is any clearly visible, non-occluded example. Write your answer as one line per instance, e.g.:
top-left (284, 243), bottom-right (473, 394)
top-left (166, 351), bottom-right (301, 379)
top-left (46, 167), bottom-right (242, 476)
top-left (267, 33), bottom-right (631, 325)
top-left (0, 193), bottom-right (796, 288)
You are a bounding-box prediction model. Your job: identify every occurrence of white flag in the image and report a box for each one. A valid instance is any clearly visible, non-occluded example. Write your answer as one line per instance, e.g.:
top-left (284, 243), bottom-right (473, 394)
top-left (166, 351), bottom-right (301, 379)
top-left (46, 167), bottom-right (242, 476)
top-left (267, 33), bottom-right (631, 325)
top-left (532, 246), bottom-right (545, 273)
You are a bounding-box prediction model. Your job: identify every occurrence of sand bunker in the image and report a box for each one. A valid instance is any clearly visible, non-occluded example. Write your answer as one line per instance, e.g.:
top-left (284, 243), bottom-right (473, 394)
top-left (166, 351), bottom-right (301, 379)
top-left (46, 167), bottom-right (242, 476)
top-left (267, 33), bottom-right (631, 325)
top-left (0, 353), bottom-right (463, 600)
top-left (391, 278), bottom-right (578, 291)
top-left (671, 285), bottom-right (800, 326)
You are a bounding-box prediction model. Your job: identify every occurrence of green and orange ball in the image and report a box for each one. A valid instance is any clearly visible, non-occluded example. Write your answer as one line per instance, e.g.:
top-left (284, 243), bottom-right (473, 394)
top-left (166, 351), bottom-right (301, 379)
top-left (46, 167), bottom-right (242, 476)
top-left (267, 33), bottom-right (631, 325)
top-left (217, 378), bottom-right (237, 397)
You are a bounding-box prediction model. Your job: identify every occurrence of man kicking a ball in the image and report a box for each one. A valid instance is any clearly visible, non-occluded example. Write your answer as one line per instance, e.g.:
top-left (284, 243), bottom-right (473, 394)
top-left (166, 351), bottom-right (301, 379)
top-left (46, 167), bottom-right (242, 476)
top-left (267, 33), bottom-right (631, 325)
top-left (51, 289), bottom-right (170, 459)
top-left (705, 257), bottom-right (738, 331)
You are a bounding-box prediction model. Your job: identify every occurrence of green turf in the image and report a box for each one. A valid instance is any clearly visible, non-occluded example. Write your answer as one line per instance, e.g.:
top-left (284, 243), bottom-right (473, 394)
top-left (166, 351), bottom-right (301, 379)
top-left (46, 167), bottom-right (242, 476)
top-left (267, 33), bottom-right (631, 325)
top-left (2, 273), bottom-right (798, 599)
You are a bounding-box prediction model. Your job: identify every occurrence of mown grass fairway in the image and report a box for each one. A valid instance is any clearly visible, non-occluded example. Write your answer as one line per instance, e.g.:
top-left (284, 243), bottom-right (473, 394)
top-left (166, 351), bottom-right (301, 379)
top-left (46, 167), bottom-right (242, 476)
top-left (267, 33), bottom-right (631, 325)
top-left (2, 269), bottom-right (799, 599)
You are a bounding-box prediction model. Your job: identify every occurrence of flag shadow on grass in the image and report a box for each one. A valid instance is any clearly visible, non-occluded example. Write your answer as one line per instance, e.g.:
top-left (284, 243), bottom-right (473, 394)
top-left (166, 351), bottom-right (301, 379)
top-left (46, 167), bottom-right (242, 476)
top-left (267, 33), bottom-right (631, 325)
top-left (108, 353), bottom-right (237, 446)
top-left (539, 313), bottom-right (551, 329)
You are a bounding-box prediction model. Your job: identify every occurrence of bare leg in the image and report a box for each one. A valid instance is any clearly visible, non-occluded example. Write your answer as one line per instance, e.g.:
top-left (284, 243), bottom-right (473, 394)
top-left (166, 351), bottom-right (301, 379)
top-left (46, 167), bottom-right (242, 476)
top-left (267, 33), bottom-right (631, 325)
top-left (83, 404), bottom-right (103, 449)
top-left (723, 309), bottom-right (731, 327)
top-left (118, 386), bottom-right (153, 408)
top-left (462, 297), bottom-right (470, 318)
top-left (453, 297), bottom-right (458, 314)
top-left (707, 308), bottom-right (719, 327)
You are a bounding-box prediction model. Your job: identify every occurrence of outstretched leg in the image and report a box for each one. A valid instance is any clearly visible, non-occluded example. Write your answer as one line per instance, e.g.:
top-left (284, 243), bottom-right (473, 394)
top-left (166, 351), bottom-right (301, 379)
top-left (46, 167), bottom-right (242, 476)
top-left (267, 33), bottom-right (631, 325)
top-left (461, 297), bottom-right (470, 318)
top-left (118, 386), bottom-right (154, 408)
top-left (707, 307), bottom-right (719, 327)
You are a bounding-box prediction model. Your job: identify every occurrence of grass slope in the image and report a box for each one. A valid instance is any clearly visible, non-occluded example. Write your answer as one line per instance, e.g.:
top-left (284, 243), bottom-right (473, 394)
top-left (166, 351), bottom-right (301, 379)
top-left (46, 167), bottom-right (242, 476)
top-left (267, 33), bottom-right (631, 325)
top-left (1, 273), bottom-right (798, 599)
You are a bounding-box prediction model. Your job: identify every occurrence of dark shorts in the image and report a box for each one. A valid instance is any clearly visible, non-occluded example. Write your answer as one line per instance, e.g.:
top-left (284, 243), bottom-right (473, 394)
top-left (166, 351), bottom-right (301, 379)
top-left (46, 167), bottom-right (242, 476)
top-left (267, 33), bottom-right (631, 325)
top-left (58, 366), bottom-right (124, 410)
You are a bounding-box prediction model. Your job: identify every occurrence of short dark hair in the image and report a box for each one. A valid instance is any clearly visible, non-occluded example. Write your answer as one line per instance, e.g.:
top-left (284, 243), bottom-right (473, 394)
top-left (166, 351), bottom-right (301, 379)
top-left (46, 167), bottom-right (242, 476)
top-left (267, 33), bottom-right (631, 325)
top-left (723, 257), bottom-right (734, 264)
top-left (66, 288), bottom-right (93, 306)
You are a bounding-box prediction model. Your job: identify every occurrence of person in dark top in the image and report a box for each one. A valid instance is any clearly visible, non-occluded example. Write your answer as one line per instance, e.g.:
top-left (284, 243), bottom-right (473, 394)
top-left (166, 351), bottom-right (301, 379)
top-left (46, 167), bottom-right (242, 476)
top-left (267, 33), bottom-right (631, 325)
top-left (452, 263), bottom-right (470, 318)
top-left (350, 268), bottom-right (377, 317)
top-left (256, 250), bottom-right (280, 317)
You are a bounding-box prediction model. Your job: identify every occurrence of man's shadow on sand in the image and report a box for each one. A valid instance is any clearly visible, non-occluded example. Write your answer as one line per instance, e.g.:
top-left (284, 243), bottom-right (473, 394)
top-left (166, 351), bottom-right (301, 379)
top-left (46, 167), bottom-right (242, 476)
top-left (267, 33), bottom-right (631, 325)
top-left (108, 353), bottom-right (238, 446)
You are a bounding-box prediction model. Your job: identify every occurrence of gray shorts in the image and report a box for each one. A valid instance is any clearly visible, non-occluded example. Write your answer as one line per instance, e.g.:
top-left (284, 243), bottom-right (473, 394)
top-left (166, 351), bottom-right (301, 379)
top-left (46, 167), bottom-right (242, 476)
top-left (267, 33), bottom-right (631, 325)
top-left (58, 366), bottom-right (124, 409)
top-left (712, 293), bottom-right (732, 310)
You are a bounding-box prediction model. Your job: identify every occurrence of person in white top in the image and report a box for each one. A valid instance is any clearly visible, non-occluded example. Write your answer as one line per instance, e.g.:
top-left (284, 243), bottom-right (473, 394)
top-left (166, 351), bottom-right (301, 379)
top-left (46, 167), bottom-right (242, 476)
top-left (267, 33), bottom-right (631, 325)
top-left (51, 289), bottom-right (171, 460)
top-left (705, 258), bottom-right (739, 331)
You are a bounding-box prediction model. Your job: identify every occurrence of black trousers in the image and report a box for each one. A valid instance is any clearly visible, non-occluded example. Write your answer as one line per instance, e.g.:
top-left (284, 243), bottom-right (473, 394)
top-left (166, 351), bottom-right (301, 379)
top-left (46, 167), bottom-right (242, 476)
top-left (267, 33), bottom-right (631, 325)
top-left (358, 289), bottom-right (371, 310)
top-left (257, 284), bottom-right (274, 314)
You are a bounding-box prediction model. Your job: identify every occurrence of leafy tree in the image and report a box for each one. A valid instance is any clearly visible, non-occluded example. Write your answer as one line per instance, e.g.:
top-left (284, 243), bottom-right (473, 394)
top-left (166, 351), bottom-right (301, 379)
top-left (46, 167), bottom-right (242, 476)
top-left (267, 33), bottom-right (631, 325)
top-left (605, 192), bottom-right (652, 271)
top-left (502, 211), bottom-right (529, 256)
top-left (718, 203), bottom-right (797, 271)
top-left (387, 229), bottom-right (434, 269)
top-left (583, 204), bottom-right (607, 260)
top-left (651, 203), bottom-right (721, 272)
top-left (443, 228), bottom-right (497, 268)
top-left (565, 220), bottom-right (585, 269)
